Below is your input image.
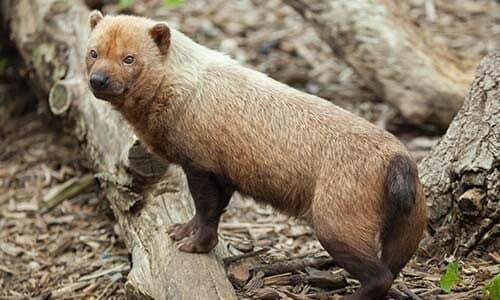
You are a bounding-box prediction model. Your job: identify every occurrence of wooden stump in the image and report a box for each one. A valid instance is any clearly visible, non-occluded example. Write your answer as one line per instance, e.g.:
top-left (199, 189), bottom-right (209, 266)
top-left (419, 51), bottom-right (499, 258)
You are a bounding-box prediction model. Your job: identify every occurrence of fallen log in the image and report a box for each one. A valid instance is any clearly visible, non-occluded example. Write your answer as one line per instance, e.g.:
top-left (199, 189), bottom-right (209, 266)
top-left (285, 0), bottom-right (472, 128)
top-left (2, 1), bottom-right (237, 299)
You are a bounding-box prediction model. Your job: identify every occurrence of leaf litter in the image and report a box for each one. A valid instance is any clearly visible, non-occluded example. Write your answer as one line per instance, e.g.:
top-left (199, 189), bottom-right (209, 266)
top-left (0, 112), bottom-right (129, 299)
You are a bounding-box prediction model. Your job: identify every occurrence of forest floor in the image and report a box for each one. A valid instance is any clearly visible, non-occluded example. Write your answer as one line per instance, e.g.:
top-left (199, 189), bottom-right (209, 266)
top-left (1, 0), bottom-right (499, 299)
top-left (0, 112), bottom-right (128, 299)
top-left (0, 111), bottom-right (498, 300)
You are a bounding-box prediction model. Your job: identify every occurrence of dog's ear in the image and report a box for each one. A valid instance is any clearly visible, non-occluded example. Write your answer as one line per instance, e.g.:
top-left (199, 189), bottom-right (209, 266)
top-left (89, 10), bottom-right (104, 31)
top-left (150, 22), bottom-right (171, 54)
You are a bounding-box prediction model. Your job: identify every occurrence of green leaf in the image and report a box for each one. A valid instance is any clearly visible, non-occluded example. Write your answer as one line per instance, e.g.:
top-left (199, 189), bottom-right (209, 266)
top-left (119, 0), bottom-right (134, 8)
top-left (163, 0), bottom-right (183, 7)
top-left (440, 261), bottom-right (460, 293)
top-left (483, 273), bottom-right (500, 300)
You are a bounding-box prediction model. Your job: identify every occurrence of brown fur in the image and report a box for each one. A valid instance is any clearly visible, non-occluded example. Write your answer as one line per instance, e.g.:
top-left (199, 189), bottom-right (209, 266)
top-left (86, 12), bottom-right (427, 299)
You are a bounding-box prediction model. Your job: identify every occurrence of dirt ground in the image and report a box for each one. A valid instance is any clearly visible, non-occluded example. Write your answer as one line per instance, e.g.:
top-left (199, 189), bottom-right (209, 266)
top-left (1, 0), bottom-right (499, 299)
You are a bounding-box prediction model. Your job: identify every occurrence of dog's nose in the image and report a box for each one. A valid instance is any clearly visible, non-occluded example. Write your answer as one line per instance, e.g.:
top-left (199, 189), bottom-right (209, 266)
top-left (90, 72), bottom-right (109, 91)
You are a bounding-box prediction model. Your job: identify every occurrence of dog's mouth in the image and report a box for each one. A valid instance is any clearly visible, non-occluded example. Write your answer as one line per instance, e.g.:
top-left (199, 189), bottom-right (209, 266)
top-left (89, 81), bottom-right (124, 102)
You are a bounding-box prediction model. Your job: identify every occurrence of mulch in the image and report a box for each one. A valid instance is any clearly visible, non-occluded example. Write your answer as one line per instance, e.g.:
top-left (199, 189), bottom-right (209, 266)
top-left (0, 113), bottom-right (128, 299)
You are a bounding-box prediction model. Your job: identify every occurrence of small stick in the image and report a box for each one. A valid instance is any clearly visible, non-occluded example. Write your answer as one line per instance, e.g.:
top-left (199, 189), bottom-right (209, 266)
top-left (95, 280), bottom-right (116, 300)
top-left (51, 282), bottom-right (90, 298)
top-left (39, 174), bottom-right (94, 214)
top-left (250, 256), bottom-right (335, 276)
top-left (398, 284), bottom-right (423, 300)
top-left (223, 248), bottom-right (270, 266)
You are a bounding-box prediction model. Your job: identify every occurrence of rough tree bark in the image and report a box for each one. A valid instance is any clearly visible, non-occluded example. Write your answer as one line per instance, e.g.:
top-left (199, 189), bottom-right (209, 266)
top-left (285, 0), bottom-right (471, 129)
top-left (2, 1), bottom-right (237, 299)
top-left (419, 52), bottom-right (499, 258)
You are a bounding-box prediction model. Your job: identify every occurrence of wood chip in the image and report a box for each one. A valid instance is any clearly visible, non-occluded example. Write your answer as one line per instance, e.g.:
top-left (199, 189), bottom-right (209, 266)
top-left (0, 242), bottom-right (24, 257)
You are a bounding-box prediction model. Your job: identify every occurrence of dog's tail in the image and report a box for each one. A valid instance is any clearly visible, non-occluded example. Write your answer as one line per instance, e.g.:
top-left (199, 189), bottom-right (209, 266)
top-left (381, 154), bottom-right (426, 276)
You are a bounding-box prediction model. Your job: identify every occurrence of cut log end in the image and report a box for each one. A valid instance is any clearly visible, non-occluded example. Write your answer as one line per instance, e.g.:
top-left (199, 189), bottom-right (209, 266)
top-left (49, 81), bottom-right (72, 115)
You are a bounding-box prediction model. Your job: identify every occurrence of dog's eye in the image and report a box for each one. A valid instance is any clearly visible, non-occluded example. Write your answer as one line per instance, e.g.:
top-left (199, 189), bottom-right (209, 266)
top-left (89, 49), bottom-right (98, 59)
top-left (123, 55), bottom-right (135, 65)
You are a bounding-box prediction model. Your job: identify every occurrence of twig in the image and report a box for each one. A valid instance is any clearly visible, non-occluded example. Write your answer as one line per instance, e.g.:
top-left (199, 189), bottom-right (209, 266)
top-left (418, 287), bottom-right (441, 297)
top-left (51, 282), bottom-right (90, 298)
top-left (488, 251), bottom-right (500, 264)
top-left (78, 263), bottom-right (129, 282)
top-left (39, 174), bottom-right (94, 214)
top-left (398, 284), bottom-right (424, 300)
top-left (263, 271), bottom-right (346, 290)
top-left (425, 0), bottom-right (437, 21)
top-left (95, 280), bottom-right (116, 300)
top-left (223, 248), bottom-right (269, 266)
top-left (0, 264), bottom-right (18, 275)
top-left (220, 223), bottom-right (277, 230)
top-left (436, 287), bottom-right (482, 299)
top-left (250, 256), bottom-right (335, 276)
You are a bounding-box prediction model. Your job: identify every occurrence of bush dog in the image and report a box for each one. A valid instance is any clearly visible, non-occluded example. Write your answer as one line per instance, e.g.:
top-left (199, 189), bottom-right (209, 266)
top-left (86, 11), bottom-right (427, 299)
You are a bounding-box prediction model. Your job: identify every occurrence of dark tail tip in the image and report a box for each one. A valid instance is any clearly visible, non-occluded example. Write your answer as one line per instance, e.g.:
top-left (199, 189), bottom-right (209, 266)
top-left (385, 154), bottom-right (418, 218)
